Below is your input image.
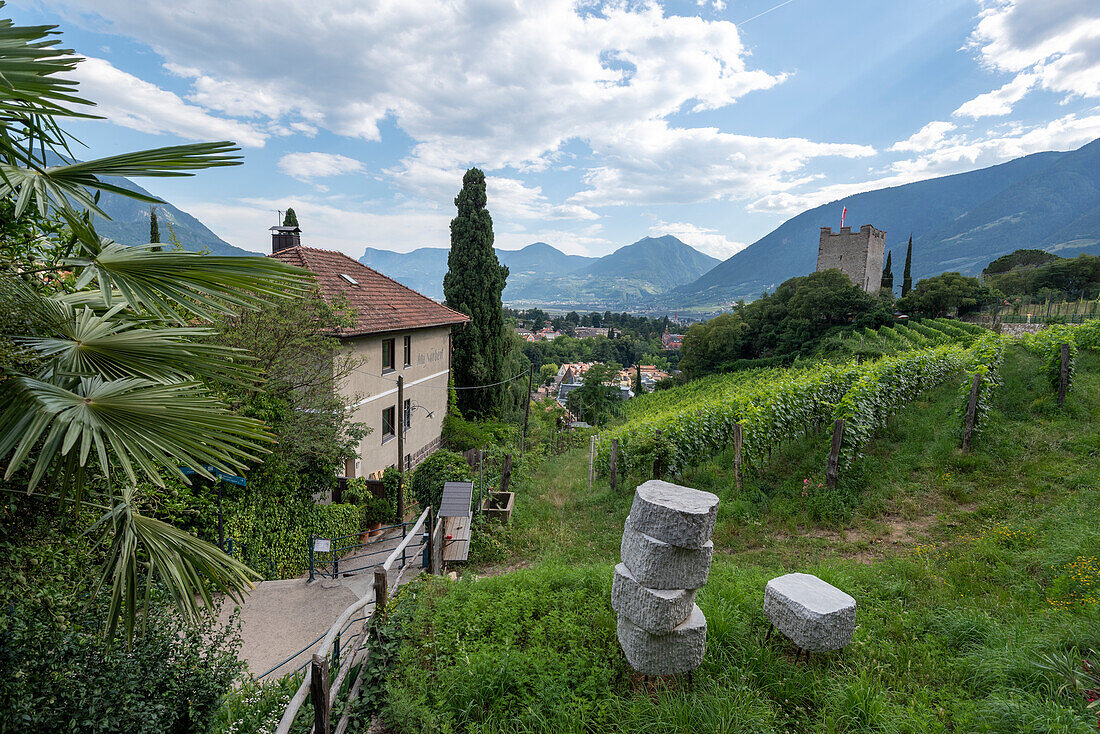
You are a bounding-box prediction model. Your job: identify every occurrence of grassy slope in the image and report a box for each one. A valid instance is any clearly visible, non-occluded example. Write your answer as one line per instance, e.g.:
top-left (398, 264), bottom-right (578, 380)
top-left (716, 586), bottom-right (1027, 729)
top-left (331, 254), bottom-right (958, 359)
top-left (383, 347), bottom-right (1100, 733)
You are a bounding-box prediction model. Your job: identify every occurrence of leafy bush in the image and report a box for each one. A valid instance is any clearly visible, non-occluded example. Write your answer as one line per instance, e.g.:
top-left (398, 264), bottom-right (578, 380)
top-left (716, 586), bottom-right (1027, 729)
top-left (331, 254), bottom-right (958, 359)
top-left (1, 597), bottom-right (242, 733)
top-left (409, 450), bottom-right (473, 512)
top-left (225, 500), bottom-right (360, 579)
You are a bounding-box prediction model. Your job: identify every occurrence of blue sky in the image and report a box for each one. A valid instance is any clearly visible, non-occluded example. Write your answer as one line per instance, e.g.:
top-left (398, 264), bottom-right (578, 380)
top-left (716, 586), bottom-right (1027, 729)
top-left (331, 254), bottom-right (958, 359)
top-left (14, 0), bottom-right (1100, 258)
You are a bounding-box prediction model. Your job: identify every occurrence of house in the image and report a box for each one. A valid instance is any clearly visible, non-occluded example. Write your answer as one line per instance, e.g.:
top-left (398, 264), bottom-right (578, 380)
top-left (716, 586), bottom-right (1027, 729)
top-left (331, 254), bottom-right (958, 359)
top-left (268, 227), bottom-right (469, 479)
top-left (618, 365), bottom-right (670, 394)
top-left (661, 329), bottom-right (684, 351)
top-left (535, 327), bottom-right (562, 340)
top-left (573, 326), bottom-right (610, 339)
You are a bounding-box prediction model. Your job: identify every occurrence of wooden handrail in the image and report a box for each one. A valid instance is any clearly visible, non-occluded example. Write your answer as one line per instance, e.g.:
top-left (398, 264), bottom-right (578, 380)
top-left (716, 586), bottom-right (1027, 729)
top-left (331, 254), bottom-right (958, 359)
top-left (274, 505), bottom-right (432, 734)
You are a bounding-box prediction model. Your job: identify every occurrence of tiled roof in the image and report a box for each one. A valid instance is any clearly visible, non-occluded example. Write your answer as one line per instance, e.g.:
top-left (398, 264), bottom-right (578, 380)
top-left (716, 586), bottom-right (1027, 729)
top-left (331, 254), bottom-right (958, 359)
top-left (269, 245), bottom-right (469, 337)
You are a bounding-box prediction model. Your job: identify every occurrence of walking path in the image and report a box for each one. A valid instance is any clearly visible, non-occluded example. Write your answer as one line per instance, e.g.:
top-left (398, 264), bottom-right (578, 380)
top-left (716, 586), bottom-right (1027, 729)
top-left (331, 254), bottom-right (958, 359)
top-left (218, 526), bottom-right (427, 680)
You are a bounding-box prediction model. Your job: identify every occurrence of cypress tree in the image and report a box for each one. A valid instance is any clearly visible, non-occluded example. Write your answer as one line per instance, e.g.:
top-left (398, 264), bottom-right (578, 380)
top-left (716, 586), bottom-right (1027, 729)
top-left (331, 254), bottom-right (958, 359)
top-left (149, 207), bottom-right (161, 252)
top-left (444, 168), bottom-right (509, 419)
top-left (283, 207), bottom-right (299, 227)
top-left (880, 251), bottom-right (894, 291)
top-left (634, 363), bottom-right (643, 395)
top-left (901, 235), bottom-right (913, 296)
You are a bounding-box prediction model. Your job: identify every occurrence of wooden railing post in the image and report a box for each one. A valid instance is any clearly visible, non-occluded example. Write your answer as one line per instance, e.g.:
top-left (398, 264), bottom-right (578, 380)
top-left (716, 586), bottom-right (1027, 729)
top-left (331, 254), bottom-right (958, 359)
top-left (610, 438), bottom-right (619, 493)
top-left (425, 509), bottom-right (435, 574)
top-left (825, 419), bottom-right (845, 490)
top-left (962, 373), bottom-right (981, 452)
top-left (733, 423), bottom-right (743, 490)
top-left (310, 654), bottom-right (330, 734)
top-left (373, 568), bottom-right (388, 616)
top-left (1058, 343), bottom-right (1070, 406)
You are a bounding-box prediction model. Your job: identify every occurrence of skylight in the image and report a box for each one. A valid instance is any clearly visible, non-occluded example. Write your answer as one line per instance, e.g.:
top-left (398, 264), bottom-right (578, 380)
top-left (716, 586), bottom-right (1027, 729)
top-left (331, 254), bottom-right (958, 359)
top-left (339, 273), bottom-right (359, 285)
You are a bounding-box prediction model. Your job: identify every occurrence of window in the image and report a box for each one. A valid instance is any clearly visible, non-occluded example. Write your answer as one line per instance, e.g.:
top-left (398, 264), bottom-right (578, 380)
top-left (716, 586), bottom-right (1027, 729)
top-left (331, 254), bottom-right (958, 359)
top-left (382, 406), bottom-right (395, 442)
top-left (381, 338), bottom-right (395, 373)
top-left (403, 335), bottom-right (412, 367)
top-left (403, 398), bottom-right (411, 431)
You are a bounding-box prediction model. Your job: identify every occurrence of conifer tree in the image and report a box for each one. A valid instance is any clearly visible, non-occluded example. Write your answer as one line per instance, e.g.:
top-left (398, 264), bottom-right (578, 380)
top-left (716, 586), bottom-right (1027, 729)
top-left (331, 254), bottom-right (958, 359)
top-left (634, 363), bottom-right (643, 395)
top-left (149, 207), bottom-right (161, 252)
top-left (283, 207), bottom-right (298, 227)
top-left (901, 235), bottom-right (913, 296)
top-left (444, 168), bottom-right (509, 419)
top-left (880, 251), bottom-right (893, 291)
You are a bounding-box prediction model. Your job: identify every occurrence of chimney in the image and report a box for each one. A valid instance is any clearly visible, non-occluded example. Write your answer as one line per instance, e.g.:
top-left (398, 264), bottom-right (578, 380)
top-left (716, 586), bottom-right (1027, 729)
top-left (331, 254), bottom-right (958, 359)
top-left (270, 225), bottom-right (301, 253)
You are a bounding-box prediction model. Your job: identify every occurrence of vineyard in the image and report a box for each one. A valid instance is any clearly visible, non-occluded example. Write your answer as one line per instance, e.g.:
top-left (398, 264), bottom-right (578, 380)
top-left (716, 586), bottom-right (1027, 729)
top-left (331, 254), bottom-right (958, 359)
top-left (596, 319), bottom-right (1100, 479)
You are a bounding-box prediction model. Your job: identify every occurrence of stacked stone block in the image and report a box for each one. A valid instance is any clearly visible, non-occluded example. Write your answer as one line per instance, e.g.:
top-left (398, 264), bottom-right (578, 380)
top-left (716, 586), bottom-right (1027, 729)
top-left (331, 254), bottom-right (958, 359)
top-left (612, 480), bottom-right (719, 675)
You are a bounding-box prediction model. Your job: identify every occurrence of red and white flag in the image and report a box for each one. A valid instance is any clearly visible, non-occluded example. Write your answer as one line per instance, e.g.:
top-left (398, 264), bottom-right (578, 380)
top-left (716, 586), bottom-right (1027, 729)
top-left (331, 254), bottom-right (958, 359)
top-left (841, 206), bottom-right (847, 227)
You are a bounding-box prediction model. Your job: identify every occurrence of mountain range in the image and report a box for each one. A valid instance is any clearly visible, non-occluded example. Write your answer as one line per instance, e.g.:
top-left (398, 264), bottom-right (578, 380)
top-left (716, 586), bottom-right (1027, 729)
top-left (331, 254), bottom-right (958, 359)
top-left (86, 137), bottom-right (1100, 311)
top-left (675, 137), bottom-right (1100, 305)
top-left (359, 235), bottom-right (718, 307)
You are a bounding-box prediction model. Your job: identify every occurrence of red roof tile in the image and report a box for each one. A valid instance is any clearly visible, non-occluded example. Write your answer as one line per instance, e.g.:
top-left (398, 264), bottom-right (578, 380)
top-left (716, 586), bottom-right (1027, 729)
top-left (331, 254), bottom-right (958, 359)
top-left (269, 246), bottom-right (469, 337)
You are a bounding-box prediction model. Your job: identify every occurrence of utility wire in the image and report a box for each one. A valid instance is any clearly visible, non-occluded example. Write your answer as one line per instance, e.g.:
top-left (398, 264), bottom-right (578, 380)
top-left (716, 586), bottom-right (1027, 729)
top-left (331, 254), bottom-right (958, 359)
top-left (350, 365), bottom-right (530, 391)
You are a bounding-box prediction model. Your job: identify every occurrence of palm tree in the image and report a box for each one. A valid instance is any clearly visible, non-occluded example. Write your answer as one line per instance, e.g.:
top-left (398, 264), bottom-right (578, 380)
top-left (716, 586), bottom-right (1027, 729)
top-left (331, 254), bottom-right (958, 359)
top-left (0, 7), bottom-right (312, 641)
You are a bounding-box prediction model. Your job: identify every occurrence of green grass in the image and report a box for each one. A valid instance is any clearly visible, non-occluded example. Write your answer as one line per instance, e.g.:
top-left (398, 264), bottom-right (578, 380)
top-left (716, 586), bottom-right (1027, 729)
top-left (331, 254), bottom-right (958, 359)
top-left (381, 347), bottom-right (1100, 733)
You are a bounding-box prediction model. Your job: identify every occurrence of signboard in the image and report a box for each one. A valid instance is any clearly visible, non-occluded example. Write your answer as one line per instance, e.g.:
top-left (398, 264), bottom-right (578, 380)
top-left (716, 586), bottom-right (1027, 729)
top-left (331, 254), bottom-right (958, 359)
top-left (180, 465), bottom-right (247, 486)
top-left (313, 538), bottom-right (331, 553)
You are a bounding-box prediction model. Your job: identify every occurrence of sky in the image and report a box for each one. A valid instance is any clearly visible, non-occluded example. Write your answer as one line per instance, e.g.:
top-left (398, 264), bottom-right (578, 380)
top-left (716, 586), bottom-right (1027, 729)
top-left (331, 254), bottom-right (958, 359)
top-left (14, 0), bottom-right (1100, 259)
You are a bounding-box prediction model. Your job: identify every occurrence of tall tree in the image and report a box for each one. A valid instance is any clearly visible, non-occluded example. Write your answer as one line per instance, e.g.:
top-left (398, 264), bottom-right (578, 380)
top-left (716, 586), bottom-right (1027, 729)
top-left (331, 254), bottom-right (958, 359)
top-left (880, 251), bottom-right (893, 291)
top-left (149, 206), bottom-right (161, 252)
top-left (901, 235), bottom-right (913, 296)
top-left (444, 168), bottom-right (509, 419)
top-left (283, 207), bottom-right (298, 227)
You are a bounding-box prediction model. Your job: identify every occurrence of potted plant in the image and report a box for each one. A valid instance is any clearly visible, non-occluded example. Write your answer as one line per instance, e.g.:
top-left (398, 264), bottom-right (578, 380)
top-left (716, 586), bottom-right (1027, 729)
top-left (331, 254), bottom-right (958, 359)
top-left (360, 495), bottom-right (391, 539)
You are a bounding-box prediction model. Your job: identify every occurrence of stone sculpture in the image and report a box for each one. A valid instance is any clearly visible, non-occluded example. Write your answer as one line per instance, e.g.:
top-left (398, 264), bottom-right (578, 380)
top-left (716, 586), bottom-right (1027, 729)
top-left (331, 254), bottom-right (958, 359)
top-left (612, 480), bottom-right (719, 676)
top-left (763, 572), bottom-right (856, 653)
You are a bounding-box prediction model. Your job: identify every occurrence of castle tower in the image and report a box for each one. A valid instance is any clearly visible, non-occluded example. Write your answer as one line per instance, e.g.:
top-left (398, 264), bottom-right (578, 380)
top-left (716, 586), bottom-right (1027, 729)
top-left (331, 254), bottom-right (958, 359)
top-left (816, 224), bottom-right (886, 293)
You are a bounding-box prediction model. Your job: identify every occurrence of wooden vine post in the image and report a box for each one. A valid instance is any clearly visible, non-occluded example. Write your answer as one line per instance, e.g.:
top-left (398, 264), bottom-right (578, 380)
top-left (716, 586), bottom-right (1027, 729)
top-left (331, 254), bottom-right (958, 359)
top-left (610, 438), bottom-right (619, 493)
top-left (588, 435), bottom-right (595, 492)
top-left (500, 454), bottom-right (513, 494)
top-left (962, 373), bottom-right (982, 452)
top-left (1058, 343), bottom-right (1070, 406)
top-left (310, 654), bottom-right (331, 734)
top-left (825, 419), bottom-right (845, 490)
top-left (653, 429), bottom-right (662, 479)
top-left (733, 423), bottom-right (743, 490)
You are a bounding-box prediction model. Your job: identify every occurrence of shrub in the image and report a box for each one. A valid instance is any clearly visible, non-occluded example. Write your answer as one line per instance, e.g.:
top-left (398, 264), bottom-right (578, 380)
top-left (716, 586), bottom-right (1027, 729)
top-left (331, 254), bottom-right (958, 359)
top-left (1, 597), bottom-right (242, 733)
top-left (409, 449), bottom-right (473, 512)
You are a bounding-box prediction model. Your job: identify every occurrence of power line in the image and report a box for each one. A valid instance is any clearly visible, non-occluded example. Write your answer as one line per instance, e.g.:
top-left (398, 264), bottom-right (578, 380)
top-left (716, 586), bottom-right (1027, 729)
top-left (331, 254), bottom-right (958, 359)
top-left (350, 365), bottom-right (529, 391)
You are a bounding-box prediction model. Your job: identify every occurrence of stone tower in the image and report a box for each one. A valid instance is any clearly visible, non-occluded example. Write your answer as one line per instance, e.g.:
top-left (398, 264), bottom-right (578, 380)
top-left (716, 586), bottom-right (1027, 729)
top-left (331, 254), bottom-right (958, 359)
top-left (816, 224), bottom-right (886, 293)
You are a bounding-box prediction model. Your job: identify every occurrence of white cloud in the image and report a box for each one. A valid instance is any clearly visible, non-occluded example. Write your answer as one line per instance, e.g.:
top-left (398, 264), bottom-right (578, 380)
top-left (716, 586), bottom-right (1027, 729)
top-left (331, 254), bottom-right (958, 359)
top-left (889, 121), bottom-right (958, 153)
top-left (49, 0), bottom-right (873, 213)
top-left (571, 120), bottom-right (875, 207)
top-left (177, 196), bottom-right (453, 257)
top-left (953, 73), bottom-right (1037, 118)
top-left (965, 0), bottom-right (1100, 108)
top-left (71, 57), bottom-right (269, 146)
top-left (752, 110), bottom-right (1100, 214)
top-left (648, 220), bottom-right (745, 259)
top-left (277, 152), bottom-right (364, 182)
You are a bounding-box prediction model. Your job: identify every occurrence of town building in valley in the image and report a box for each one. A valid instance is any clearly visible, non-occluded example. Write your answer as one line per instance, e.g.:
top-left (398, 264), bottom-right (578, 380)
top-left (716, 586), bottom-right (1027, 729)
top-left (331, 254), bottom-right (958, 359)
top-left (269, 227), bottom-right (469, 479)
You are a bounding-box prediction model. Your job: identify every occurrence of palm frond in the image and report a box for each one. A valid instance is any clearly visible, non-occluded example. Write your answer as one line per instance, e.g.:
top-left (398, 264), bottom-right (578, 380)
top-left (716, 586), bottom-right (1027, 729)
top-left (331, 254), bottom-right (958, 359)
top-left (15, 303), bottom-right (261, 386)
top-left (91, 486), bottom-right (258, 643)
top-left (0, 375), bottom-right (273, 490)
top-left (65, 241), bottom-right (313, 322)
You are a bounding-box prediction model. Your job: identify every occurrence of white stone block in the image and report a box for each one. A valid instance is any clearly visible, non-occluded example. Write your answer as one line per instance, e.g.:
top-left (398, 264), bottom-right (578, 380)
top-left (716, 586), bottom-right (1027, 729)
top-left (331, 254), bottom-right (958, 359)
top-left (620, 518), bottom-right (713, 590)
top-left (763, 573), bottom-right (856, 652)
top-left (628, 480), bottom-right (719, 549)
top-left (617, 604), bottom-right (707, 675)
top-left (611, 563), bottom-right (696, 634)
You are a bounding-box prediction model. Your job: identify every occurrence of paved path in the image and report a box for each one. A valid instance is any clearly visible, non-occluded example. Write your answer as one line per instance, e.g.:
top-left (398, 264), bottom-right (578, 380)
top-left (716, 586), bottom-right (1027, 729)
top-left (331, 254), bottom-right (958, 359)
top-left (219, 527), bottom-right (427, 680)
